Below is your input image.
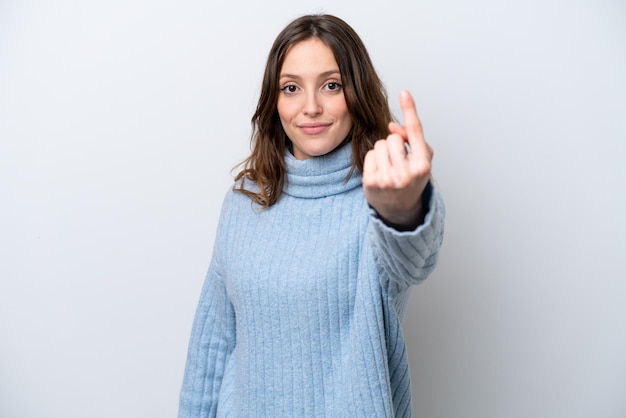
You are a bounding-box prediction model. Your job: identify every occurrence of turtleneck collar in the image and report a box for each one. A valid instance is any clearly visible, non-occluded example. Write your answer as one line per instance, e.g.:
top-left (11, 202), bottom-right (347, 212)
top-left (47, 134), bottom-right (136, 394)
top-left (283, 143), bottom-right (362, 198)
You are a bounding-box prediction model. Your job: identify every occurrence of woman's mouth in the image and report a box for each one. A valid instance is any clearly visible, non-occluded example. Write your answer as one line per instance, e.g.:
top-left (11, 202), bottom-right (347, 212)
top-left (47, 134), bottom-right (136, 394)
top-left (298, 122), bottom-right (330, 135)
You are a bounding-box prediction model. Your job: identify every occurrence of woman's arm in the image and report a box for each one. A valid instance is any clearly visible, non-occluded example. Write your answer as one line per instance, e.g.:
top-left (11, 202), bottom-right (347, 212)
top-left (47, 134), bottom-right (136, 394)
top-left (179, 192), bottom-right (236, 418)
top-left (367, 181), bottom-right (445, 291)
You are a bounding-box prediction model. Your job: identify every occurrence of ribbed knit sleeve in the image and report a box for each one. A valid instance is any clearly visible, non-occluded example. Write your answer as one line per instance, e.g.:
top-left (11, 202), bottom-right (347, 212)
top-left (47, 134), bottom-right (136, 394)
top-left (179, 194), bottom-right (236, 418)
top-left (368, 181), bottom-right (446, 294)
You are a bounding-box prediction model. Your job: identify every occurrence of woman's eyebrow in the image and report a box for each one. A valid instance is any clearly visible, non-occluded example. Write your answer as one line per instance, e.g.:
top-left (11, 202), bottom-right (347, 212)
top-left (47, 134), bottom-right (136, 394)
top-left (279, 70), bottom-right (341, 80)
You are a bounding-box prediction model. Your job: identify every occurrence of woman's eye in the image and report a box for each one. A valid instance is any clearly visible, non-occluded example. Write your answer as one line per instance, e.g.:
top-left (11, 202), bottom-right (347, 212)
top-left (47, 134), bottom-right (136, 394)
top-left (281, 84), bottom-right (298, 93)
top-left (326, 82), bottom-right (342, 91)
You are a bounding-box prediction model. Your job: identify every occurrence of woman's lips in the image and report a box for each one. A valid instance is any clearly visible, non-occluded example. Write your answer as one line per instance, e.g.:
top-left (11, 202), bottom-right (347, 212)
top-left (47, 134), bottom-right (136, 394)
top-left (298, 122), bottom-right (330, 135)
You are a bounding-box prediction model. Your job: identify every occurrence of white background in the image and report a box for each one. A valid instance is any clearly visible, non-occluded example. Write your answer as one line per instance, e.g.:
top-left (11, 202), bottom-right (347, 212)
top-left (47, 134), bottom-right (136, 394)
top-left (1, 0), bottom-right (624, 417)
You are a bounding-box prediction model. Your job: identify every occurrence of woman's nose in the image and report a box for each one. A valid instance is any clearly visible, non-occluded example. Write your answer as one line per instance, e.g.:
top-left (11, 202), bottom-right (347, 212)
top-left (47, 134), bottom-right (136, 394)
top-left (302, 92), bottom-right (322, 117)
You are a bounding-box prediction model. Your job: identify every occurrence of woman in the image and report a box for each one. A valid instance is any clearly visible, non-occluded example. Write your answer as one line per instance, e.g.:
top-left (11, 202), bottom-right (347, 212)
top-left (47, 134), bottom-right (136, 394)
top-left (179, 14), bottom-right (445, 418)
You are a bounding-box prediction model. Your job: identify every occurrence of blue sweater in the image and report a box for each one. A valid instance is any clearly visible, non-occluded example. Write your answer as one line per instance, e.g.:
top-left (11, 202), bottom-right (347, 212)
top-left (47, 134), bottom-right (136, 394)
top-left (179, 143), bottom-right (445, 417)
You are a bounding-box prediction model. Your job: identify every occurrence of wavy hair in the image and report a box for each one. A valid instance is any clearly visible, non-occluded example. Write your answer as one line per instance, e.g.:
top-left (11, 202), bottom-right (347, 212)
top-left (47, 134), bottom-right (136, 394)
top-left (234, 14), bottom-right (393, 207)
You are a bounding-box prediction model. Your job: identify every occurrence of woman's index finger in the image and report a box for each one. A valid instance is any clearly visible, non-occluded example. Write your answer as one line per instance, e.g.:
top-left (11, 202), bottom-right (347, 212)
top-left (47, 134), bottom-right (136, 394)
top-left (399, 90), bottom-right (425, 147)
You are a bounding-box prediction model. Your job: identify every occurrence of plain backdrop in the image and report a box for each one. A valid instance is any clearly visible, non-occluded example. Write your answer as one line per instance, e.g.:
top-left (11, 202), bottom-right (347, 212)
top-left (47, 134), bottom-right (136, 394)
top-left (1, 0), bottom-right (624, 417)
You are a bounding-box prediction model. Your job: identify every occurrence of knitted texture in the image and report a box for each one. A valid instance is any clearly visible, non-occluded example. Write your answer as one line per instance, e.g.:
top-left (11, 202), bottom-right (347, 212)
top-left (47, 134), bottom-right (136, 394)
top-left (179, 143), bottom-right (445, 417)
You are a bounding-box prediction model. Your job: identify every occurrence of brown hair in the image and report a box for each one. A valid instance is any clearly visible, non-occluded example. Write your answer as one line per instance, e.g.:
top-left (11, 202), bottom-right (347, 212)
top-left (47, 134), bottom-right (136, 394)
top-left (234, 14), bottom-right (393, 207)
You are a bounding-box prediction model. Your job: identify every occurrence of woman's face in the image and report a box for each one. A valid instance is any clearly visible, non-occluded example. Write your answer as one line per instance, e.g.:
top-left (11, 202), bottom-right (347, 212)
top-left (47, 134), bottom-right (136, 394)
top-left (277, 38), bottom-right (353, 160)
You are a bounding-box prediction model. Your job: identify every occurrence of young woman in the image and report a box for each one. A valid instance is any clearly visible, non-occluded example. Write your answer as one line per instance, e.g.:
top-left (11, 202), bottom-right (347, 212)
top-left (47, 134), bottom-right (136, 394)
top-left (179, 14), bottom-right (445, 418)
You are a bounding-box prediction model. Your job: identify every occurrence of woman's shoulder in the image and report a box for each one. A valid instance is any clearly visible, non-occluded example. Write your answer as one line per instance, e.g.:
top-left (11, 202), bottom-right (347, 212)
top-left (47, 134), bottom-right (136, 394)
top-left (217, 178), bottom-right (263, 215)
top-left (221, 180), bottom-right (249, 207)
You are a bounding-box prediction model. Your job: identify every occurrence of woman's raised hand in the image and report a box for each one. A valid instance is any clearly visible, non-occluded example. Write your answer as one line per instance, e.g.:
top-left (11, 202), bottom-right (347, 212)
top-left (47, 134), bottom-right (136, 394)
top-left (363, 90), bottom-right (433, 230)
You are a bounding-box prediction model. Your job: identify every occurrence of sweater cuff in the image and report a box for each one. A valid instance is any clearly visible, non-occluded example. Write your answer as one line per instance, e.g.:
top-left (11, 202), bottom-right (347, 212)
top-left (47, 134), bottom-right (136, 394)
top-left (368, 181), bottom-right (443, 238)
